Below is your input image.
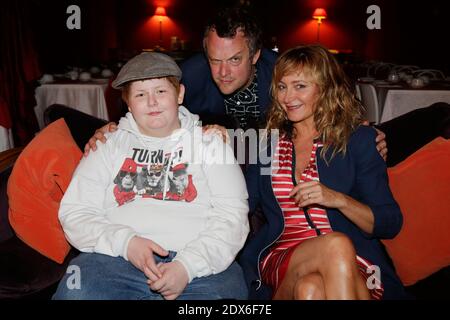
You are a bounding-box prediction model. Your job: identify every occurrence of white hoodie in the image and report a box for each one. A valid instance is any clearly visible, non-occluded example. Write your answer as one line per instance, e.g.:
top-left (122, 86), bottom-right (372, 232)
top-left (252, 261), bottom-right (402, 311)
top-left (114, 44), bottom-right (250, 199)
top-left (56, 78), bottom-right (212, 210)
top-left (59, 106), bottom-right (249, 281)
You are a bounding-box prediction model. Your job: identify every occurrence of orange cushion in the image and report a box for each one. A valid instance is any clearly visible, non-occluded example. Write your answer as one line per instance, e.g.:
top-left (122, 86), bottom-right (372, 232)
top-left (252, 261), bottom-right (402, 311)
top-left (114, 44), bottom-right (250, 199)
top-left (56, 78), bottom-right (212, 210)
top-left (383, 137), bottom-right (450, 286)
top-left (7, 119), bottom-right (82, 263)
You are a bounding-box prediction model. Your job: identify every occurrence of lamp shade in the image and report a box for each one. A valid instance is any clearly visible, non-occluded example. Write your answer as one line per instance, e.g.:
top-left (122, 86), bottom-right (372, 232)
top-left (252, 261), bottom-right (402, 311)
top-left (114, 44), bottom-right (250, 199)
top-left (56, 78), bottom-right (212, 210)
top-left (154, 6), bottom-right (167, 17)
top-left (312, 8), bottom-right (327, 20)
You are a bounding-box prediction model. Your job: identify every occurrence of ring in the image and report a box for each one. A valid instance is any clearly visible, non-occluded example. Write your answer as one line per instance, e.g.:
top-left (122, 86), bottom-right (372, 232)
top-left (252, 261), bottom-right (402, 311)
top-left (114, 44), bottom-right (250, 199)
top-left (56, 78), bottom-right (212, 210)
top-left (308, 193), bottom-right (311, 199)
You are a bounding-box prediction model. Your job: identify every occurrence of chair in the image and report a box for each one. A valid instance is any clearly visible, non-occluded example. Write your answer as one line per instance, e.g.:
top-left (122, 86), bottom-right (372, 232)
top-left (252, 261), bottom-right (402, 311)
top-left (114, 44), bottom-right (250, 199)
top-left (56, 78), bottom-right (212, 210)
top-left (358, 83), bottom-right (380, 124)
top-left (373, 63), bottom-right (395, 80)
top-left (355, 83), bottom-right (362, 101)
top-left (391, 65), bottom-right (420, 73)
top-left (412, 69), bottom-right (445, 80)
top-left (391, 65), bottom-right (420, 81)
top-left (365, 62), bottom-right (383, 78)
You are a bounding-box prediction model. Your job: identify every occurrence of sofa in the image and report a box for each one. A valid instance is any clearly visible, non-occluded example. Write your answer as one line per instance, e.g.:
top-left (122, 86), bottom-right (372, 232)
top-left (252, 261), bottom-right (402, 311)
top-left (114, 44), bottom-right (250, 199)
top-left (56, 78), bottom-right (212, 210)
top-left (0, 104), bottom-right (107, 299)
top-left (376, 102), bottom-right (450, 299)
top-left (0, 102), bottom-right (449, 299)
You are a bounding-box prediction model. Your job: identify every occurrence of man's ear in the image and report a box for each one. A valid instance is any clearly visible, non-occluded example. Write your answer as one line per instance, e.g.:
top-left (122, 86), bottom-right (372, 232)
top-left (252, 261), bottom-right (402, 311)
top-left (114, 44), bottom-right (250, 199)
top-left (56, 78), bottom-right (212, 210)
top-left (178, 84), bottom-right (185, 105)
top-left (252, 49), bottom-right (261, 65)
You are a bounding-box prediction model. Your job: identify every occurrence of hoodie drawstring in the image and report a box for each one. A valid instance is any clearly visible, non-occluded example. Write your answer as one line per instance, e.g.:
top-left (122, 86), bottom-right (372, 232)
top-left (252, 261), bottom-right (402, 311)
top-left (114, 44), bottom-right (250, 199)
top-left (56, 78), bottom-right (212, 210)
top-left (162, 143), bottom-right (179, 200)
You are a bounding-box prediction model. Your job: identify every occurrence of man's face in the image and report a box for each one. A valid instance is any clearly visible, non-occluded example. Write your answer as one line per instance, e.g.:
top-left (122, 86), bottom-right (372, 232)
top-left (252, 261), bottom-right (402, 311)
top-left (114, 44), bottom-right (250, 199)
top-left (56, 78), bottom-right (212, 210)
top-left (205, 29), bottom-right (261, 95)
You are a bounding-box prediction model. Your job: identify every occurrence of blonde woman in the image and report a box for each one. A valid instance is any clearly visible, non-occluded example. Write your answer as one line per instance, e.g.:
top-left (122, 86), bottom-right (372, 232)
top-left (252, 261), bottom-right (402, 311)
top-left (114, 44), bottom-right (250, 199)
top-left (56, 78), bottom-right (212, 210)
top-left (239, 45), bottom-right (407, 300)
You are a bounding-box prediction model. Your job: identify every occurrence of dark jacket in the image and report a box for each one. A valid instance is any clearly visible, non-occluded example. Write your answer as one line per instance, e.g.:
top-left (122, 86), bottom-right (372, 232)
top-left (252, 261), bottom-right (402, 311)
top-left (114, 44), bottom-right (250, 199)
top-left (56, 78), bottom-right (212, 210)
top-left (239, 126), bottom-right (409, 300)
top-left (180, 49), bottom-right (277, 120)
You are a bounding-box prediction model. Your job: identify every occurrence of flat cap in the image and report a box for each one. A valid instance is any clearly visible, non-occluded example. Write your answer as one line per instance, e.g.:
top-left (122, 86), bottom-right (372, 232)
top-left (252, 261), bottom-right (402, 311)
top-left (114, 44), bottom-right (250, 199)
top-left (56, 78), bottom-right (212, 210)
top-left (112, 52), bottom-right (182, 89)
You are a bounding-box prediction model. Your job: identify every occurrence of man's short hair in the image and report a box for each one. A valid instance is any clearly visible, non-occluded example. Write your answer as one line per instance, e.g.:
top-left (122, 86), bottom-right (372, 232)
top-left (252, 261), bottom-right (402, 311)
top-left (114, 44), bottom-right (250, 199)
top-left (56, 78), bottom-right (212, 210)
top-left (203, 6), bottom-right (262, 58)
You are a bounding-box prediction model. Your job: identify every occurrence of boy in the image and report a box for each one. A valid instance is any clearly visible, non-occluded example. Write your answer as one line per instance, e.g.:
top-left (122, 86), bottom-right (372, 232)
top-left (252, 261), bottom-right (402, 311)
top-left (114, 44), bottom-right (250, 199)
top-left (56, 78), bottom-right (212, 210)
top-left (53, 52), bottom-right (249, 300)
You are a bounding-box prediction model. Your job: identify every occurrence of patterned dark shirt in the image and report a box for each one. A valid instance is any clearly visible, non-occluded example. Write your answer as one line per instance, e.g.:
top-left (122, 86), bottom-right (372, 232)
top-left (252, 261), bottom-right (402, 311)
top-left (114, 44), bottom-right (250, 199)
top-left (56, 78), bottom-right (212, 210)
top-left (223, 70), bottom-right (260, 129)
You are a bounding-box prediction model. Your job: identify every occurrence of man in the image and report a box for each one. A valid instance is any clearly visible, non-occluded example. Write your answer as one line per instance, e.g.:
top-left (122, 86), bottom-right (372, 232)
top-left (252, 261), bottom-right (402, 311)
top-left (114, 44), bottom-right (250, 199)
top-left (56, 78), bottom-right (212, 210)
top-left (181, 6), bottom-right (277, 130)
top-left (85, 6), bottom-right (387, 160)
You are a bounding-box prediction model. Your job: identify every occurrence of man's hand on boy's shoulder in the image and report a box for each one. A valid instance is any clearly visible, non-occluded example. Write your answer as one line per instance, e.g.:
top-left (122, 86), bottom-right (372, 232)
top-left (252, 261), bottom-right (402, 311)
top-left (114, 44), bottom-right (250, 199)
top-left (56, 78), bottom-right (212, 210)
top-left (374, 127), bottom-right (387, 161)
top-left (84, 122), bottom-right (118, 157)
top-left (362, 120), bottom-right (387, 161)
top-left (202, 124), bottom-right (229, 144)
top-left (83, 122), bottom-right (229, 158)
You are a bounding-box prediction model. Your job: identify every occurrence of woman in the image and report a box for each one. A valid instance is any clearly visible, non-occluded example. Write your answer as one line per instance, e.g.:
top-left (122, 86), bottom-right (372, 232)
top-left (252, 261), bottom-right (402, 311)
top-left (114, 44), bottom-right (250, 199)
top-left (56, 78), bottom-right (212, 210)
top-left (239, 45), bottom-right (407, 300)
top-left (53, 52), bottom-right (249, 300)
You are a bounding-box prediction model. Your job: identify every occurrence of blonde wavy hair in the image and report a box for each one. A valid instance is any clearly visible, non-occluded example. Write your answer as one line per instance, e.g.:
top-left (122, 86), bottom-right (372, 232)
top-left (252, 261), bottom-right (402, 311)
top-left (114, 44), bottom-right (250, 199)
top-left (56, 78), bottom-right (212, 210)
top-left (266, 45), bottom-right (363, 161)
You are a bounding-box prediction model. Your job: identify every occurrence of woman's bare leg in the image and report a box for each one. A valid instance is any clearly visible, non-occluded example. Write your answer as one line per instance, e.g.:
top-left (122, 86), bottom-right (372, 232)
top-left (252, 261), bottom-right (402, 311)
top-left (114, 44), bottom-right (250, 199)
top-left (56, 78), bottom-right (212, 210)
top-left (274, 272), bottom-right (325, 300)
top-left (273, 232), bottom-right (370, 300)
top-left (355, 273), bottom-right (372, 300)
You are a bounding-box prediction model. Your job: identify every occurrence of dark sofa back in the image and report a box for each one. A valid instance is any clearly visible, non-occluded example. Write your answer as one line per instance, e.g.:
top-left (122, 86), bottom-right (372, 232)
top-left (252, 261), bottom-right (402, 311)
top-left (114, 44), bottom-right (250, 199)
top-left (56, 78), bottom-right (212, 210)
top-left (0, 148), bottom-right (23, 243)
top-left (0, 166), bottom-right (14, 242)
top-left (377, 102), bottom-right (450, 167)
top-left (44, 104), bottom-right (108, 151)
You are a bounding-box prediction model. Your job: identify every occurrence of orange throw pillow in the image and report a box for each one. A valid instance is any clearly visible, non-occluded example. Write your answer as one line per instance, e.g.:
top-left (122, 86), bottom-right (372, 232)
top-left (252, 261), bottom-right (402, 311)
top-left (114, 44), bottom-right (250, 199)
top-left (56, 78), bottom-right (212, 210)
top-left (383, 137), bottom-right (450, 286)
top-left (7, 119), bottom-right (82, 263)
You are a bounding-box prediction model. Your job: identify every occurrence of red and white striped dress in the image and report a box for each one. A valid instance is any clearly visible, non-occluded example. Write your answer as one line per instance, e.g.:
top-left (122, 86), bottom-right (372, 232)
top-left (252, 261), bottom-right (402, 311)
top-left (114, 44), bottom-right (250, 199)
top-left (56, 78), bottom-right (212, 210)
top-left (260, 137), bottom-right (383, 300)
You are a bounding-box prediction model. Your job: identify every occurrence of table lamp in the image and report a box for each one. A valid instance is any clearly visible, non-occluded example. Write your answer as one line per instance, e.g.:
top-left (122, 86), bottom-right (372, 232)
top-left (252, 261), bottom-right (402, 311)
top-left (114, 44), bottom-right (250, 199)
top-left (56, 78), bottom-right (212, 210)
top-left (154, 6), bottom-right (167, 51)
top-left (312, 8), bottom-right (327, 43)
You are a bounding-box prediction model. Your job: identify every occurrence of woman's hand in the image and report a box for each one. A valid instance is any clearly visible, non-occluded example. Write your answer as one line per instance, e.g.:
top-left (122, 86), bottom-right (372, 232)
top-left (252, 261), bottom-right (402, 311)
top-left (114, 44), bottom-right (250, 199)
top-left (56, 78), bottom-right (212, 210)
top-left (126, 236), bottom-right (169, 282)
top-left (202, 124), bottom-right (230, 144)
top-left (83, 122), bottom-right (118, 156)
top-left (289, 181), bottom-right (375, 234)
top-left (289, 181), bottom-right (346, 209)
top-left (147, 261), bottom-right (189, 300)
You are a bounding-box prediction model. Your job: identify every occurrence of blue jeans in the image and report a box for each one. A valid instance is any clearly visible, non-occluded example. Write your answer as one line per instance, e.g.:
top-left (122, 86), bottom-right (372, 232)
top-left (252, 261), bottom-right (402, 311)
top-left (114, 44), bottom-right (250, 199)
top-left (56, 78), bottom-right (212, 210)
top-left (52, 251), bottom-right (248, 300)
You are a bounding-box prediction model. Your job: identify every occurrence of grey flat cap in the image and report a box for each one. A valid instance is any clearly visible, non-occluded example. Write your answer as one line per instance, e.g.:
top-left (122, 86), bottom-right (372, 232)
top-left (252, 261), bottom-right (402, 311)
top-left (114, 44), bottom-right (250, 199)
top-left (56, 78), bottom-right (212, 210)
top-left (112, 52), bottom-right (182, 89)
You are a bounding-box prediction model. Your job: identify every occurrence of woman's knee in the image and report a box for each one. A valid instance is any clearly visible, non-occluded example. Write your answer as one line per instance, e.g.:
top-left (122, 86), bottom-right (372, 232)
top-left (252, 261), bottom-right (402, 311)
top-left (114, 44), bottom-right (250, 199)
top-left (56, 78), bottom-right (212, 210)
top-left (321, 232), bottom-right (357, 273)
top-left (323, 233), bottom-right (356, 257)
top-left (294, 273), bottom-right (325, 300)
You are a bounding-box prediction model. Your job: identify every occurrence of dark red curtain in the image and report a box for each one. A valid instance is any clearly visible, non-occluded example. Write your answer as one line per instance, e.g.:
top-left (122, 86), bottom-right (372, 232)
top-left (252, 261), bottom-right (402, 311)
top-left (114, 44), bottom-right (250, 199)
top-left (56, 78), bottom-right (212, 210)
top-left (0, 1), bottom-right (41, 147)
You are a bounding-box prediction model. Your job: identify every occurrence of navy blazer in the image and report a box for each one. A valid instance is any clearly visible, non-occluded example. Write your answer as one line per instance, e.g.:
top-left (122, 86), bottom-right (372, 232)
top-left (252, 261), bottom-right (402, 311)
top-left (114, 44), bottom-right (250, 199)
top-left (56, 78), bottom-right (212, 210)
top-left (180, 49), bottom-right (277, 119)
top-left (239, 126), bottom-right (409, 300)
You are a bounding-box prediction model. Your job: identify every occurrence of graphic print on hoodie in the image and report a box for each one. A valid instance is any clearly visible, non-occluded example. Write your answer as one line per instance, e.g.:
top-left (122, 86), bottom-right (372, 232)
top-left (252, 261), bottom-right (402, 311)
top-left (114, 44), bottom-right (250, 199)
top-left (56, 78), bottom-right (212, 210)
top-left (113, 108), bottom-right (197, 210)
top-left (113, 146), bottom-right (197, 206)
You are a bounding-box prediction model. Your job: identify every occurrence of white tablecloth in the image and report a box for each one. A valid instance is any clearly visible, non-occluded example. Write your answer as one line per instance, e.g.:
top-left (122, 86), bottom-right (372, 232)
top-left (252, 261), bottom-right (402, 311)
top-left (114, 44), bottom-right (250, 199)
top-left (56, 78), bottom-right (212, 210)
top-left (380, 89), bottom-right (450, 123)
top-left (0, 125), bottom-right (14, 152)
top-left (34, 83), bottom-right (109, 129)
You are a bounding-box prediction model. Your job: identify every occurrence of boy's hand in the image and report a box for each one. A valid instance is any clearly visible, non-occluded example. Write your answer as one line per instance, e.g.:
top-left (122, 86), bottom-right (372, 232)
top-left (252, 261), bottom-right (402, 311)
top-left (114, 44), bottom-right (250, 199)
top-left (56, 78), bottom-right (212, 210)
top-left (148, 261), bottom-right (189, 300)
top-left (84, 122), bottom-right (118, 156)
top-left (126, 236), bottom-right (169, 282)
